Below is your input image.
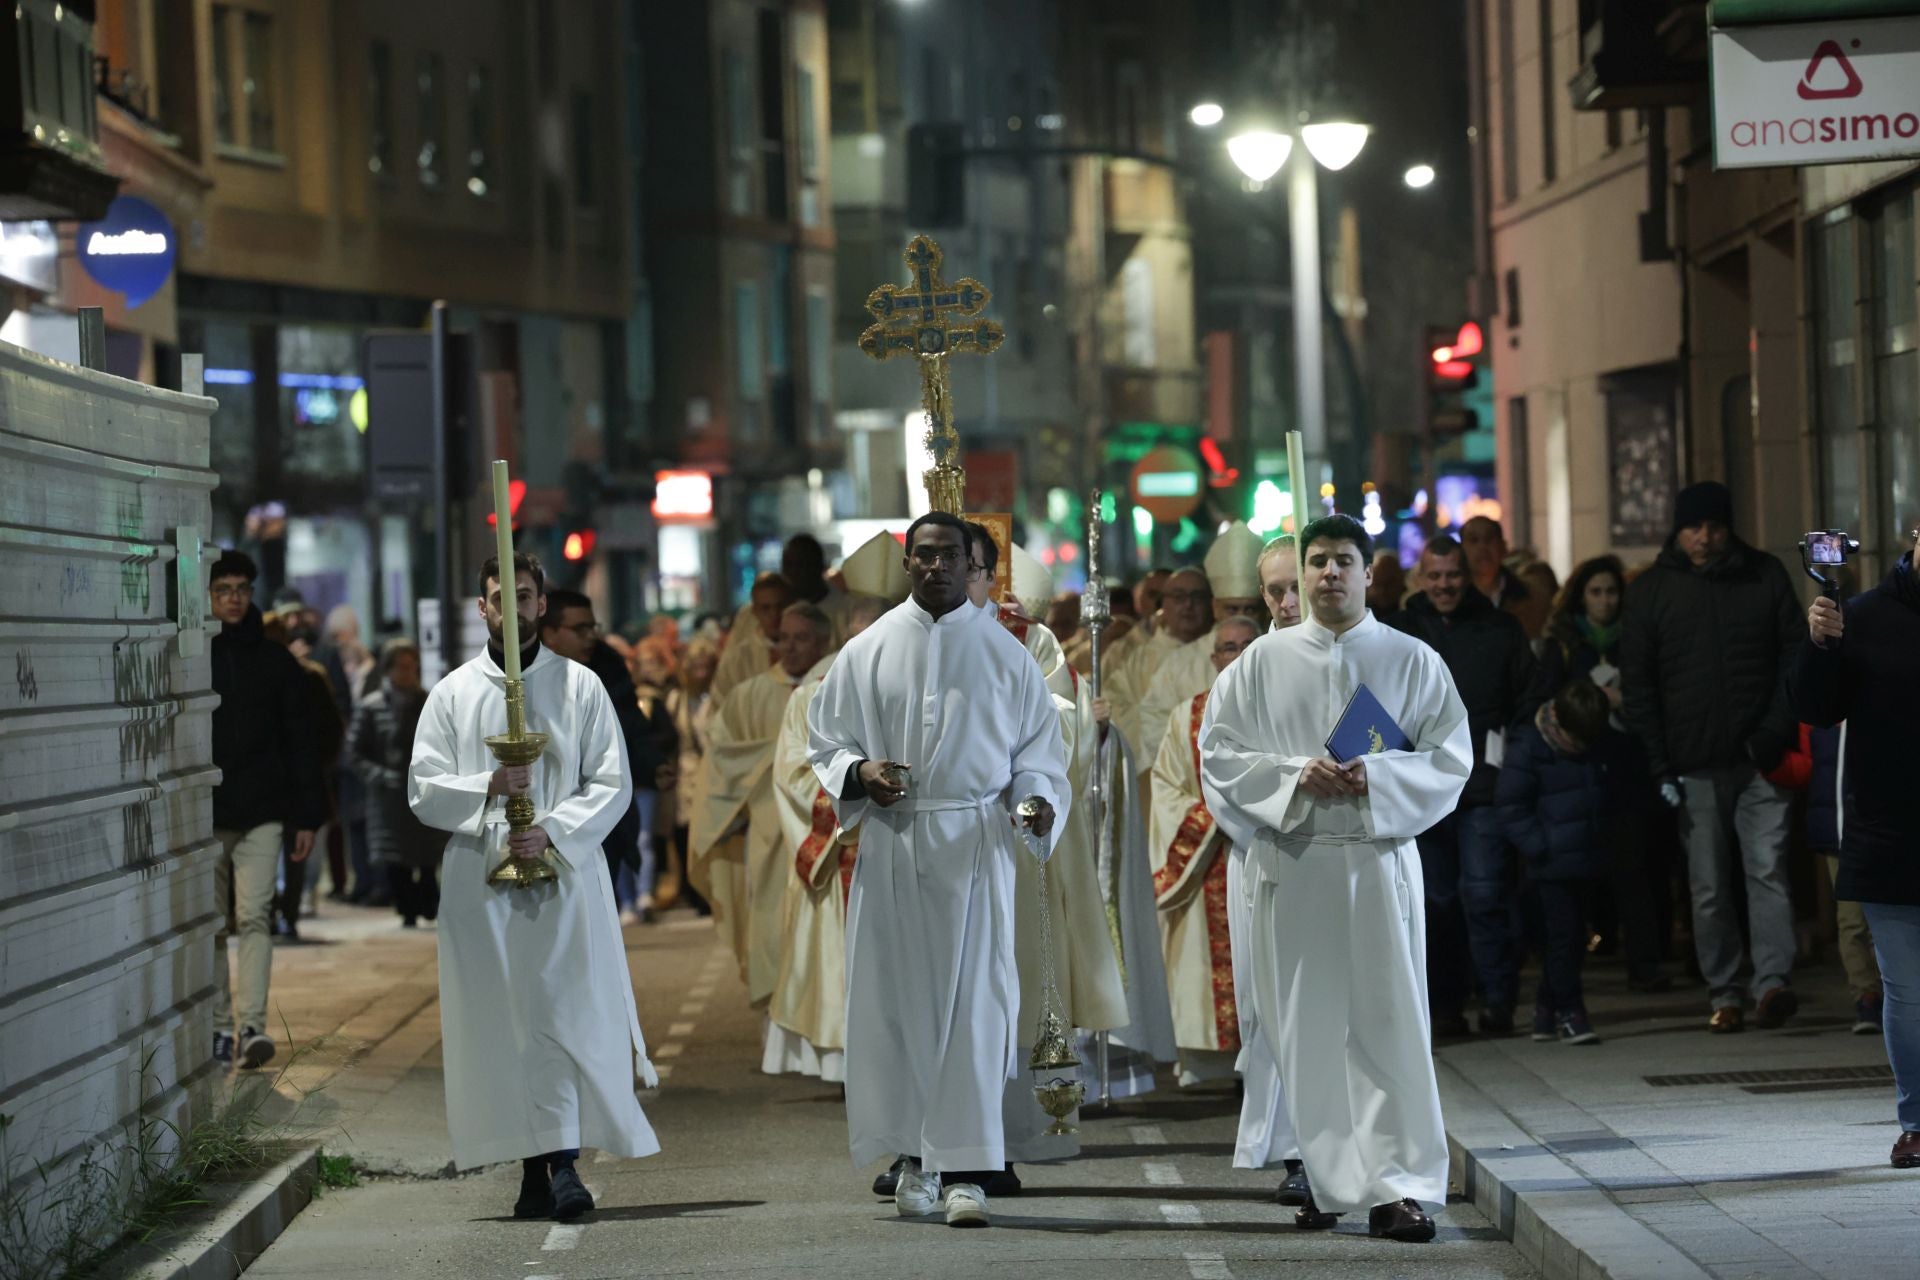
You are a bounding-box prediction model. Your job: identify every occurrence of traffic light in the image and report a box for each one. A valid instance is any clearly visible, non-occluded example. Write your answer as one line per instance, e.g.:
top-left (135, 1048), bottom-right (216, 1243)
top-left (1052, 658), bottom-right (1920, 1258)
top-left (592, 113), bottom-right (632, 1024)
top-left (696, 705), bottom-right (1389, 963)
top-left (1426, 321), bottom-right (1488, 436)
top-left (907, 123), bottom-right (966, 228)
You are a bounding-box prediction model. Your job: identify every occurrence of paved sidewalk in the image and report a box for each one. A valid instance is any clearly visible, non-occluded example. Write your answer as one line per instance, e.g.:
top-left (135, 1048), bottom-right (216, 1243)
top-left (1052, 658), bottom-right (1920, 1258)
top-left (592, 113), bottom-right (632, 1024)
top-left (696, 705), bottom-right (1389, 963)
top-left (1436, 956), bottom-right (1918, 1279)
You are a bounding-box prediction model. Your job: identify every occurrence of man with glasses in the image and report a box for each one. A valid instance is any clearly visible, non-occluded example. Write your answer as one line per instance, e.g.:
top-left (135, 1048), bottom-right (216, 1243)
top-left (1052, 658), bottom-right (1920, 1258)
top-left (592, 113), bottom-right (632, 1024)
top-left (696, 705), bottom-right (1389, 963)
top-left (207, 550), bottom-right (326, 1071)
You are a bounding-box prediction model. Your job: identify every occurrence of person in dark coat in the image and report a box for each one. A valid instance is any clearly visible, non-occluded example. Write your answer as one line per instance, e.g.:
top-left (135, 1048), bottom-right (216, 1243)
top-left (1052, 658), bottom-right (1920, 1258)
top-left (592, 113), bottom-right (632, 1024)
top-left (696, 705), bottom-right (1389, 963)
top-left (208, 551), bottom-right (327, 1071)
top-left (1387, 534), bottom-right (1536, 1036)
top-left (262, 615), bottom-right (344, 941)
top-left (1620, 481), bottom-right (1803, 1033)
top-left (1795, 540), bottom-right (1920, 1170)
top-left (349, 638), bottom-right (442, 926)
top-left (1497, 678), bottom-right (1630, 1045)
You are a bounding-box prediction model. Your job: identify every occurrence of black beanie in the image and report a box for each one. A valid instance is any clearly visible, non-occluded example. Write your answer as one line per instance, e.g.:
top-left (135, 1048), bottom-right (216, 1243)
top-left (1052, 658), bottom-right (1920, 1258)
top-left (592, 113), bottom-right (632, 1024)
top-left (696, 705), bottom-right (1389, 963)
top-left (1673, 481), bottom-right (1734, 533)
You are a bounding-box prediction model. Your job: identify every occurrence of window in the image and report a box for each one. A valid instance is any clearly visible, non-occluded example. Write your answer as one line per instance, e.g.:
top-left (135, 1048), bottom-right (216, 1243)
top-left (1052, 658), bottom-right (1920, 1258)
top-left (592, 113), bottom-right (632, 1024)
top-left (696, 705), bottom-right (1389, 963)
top-left (757, 11), bottom-right (788, 222)
top-left (417, 53), bottom-right (445, 190)
top-left (368, 42), bottom-right (393, 177)
top-left (806, 287), bottom-right (830, 408)
top-left (796, 66), bottom-right (819, 178)
top-left (1872, 190), bottom-right (1919, 540)
top-left (736, 281), bottom-right (763, 402)
top-left (466, 67), bottom-right (492, 197)
top-left (1536, 0), bottom-right (1556, 185)
top-left (211, 5), bottom-right (278, 156)
top-left (572, 90), bottom-right (595, 208)
top-left (1605, 108), bottom-right (1622, 151)
top-left (1497, 0), bottom-right (1518, 203)
top-left (726, 52), bottom-right (754, 160)
top-left (1504, 267), bottom-right (1523, 329)
top-left (1812, 210), bottom-right (1862, 534)
top-left (1604, 366), bottom-right (1680, 546)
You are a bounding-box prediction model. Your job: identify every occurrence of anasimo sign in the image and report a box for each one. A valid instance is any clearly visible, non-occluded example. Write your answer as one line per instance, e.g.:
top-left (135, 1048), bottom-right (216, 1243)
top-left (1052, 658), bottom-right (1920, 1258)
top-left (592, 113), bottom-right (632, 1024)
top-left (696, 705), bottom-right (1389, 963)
top-left (1711, 14), bottom-right (1920, 169)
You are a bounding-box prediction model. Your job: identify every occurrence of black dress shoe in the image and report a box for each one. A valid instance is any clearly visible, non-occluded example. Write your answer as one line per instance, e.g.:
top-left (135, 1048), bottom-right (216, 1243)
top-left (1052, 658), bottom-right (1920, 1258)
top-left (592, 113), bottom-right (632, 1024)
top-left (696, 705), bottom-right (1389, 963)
top-left (985, 1163), bottom-right (1022, 1196)
top-left (1273, 1160), bottom-right (1311, 1206)
top-left (1431, 1012), bottom-right (1473, 1039)
top-left (1294, 1194), bottom-right (1341, 1230)
top-left (872, 1154), bottom-right (910, 1198)
top-left (1893, 1131), bottom-right (1920, 1169)
top-left (1368, 1198), bottom-right (1436, 1242)
top-left (550, 1167), bottom-right (594, 1221)
top-left (1479, 1007), bottom-right (1515, 1036)
top-left (513, 1168), bottom-right (553, 1220)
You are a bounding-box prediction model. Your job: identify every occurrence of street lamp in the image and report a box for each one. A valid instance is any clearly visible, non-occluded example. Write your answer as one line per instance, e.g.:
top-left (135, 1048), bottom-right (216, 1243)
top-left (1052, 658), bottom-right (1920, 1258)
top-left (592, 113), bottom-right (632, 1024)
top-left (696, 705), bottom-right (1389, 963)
top-left (1300, 121), bottom-right (1370, 171)
top-left (1403, 163), bottom-right (1436, 189)
top-left (1189, 102), bottom-right (1225, 128)
top-left (1225, 130), bottom-right (1291, 183)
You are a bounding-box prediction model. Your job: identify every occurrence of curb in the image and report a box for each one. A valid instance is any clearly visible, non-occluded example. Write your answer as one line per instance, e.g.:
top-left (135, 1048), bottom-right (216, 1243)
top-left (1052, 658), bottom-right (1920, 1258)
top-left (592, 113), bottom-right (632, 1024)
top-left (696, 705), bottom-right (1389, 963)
top-left (117, 1145), bottom-right (320, 1280)
top-left (1438, 1059), bottom-right (1708, 1280)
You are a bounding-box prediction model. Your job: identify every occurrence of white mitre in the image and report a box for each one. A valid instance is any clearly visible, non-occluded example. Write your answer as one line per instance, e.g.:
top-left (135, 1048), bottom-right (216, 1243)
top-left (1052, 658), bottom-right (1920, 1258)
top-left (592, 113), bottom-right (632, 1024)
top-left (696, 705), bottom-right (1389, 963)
top-left (1010, 544), bottom-right (1054, 621)
top-left (1204, 520), bottom-right (1263, 599)
top-left (840, 530), bottom-right (911, 604)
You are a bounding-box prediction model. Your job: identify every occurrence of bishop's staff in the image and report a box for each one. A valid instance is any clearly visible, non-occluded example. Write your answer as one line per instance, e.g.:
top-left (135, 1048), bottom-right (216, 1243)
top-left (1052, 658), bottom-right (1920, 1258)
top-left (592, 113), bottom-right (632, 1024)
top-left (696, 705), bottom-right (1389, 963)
top-left (485, 458), bottom-right (559, 888)
top-left (1082, 491), bottom-right (1117, 1108)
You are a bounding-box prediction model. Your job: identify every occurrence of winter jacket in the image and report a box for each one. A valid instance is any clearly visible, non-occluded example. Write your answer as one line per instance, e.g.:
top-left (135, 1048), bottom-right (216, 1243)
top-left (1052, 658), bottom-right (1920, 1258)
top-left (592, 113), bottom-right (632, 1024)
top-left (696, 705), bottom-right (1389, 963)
top-left (1518, 620), bottom-right (1620, 724)
top-left (1790, 554), bottom-right (1920, 905)
top-left (210, 606), bottom-right (328, 832)
top-left (1619, 535), bottom-right (1802, 781)
top-left (1495, 720), bottom-right (1640, 881)
top-left (584, 640), bottom-right (677, 870)
top-left (348, 683), bottom-right (443, 870)
top-left (1387, 587), bottom-right (1535, 807)
top-left (1805, 725), bottom-right (1841, 852)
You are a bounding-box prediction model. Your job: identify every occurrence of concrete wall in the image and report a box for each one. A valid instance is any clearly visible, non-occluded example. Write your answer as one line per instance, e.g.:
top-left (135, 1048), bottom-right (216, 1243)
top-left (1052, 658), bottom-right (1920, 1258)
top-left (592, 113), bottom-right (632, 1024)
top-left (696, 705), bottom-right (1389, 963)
top-left (0, 339), bottom-right (219, 1265)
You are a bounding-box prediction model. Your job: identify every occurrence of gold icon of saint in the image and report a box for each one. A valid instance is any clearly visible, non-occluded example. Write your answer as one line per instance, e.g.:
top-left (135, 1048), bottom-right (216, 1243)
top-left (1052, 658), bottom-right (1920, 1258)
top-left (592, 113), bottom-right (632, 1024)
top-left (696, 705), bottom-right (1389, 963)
top-left (1368, 725), bottom-right (1386, 754)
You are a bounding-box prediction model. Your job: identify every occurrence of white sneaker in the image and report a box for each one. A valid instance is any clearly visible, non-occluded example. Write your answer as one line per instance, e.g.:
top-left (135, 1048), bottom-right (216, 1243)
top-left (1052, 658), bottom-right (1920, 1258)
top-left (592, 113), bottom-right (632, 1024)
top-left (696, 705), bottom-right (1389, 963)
top-left (943, 1182), bottom-right (989, 1228)
top-left (894, 1163), bottom-right (940, 1217)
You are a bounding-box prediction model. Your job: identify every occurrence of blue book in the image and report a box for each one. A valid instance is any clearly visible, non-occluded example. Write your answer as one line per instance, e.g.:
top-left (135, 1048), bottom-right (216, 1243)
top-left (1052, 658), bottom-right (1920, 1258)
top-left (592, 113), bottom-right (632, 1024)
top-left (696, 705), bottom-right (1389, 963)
top-left (1325, 683), bottom-right (1412, 763)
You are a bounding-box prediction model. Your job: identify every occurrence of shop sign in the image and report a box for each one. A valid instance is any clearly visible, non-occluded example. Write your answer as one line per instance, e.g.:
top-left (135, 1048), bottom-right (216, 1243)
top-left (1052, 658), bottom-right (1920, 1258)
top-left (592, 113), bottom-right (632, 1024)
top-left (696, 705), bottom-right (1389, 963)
top-left (75, 195), bottom-right (176, 308)
top-left (1712, 14), bottom-right (1920, 168)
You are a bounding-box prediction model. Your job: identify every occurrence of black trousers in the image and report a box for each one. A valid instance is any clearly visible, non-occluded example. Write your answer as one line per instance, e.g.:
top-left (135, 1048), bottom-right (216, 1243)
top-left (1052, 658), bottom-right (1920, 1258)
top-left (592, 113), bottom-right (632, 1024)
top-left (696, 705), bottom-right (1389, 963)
top-left (389, 863), bottom-right (440, 923)
top-left (1534, 878), bottom-right (1597, 1014)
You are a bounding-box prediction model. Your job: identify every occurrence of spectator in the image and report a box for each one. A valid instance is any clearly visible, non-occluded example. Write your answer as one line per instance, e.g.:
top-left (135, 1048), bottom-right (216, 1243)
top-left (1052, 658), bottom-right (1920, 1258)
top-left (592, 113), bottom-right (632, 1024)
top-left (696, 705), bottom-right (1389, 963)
top-left (348, 638), bottom-right (442, 927)
top-left (1388, 535), bottom-right (1535, 1036)
top-left (1459, 516), bottom-right (1532, 628)
top-left (633, 637), bottom-right (683, 910)
top-left (1510, 559), bottom-right (1559, 644)
top-left (668, 637), bottom-right (719, 917)
top-left (1366, 550), bottom-right (1407, 616)
top-left (1794, 537), bottom-right (1920, 1169)
top-left (208, 551), bottom-right (326, 1071)
top-left (1497, 678), bottom-right (1626, 1046)
top-left (1524, 554), bottom-right (1671, 992)
top-left (262, 613), bottom-right (344, 940)
top-left (1621, 480), bottom-right (1802, 1033)
top-left (318, 604), bottom-right (382, 909)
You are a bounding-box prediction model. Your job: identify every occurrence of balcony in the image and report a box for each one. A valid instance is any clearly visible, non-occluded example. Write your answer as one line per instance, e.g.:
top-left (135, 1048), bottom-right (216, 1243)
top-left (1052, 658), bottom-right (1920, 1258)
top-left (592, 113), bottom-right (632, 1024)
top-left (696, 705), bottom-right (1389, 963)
top-left (1569, 0), bottom-right (1709, 111)
top-left (0, 0), bottom-right (119, 221)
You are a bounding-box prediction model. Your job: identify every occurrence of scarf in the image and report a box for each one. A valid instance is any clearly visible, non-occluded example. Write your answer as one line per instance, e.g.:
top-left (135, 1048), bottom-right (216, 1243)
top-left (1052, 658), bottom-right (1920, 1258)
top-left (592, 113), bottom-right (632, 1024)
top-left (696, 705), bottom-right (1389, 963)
top-left (1575, 613), bottom-right (1621, 658)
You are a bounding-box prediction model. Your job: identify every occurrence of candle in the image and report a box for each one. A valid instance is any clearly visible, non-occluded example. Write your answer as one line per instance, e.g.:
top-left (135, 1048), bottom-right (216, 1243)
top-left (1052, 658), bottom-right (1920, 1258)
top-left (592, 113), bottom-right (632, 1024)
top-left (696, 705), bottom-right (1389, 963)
top-left (490, 459), bottom-right (521, 681)
top-left (1285, 430), bottom-right (1312, 624)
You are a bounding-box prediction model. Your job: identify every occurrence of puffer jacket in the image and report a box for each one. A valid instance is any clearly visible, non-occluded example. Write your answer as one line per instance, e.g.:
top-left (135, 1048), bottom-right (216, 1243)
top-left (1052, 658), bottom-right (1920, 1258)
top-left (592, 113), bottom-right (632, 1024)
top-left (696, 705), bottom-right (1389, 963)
top-left (1495, 720), bottom-right (1636, 881)
top-left (1387, 587), bottom-right (1535, 807)
top-left (210, 605), bottom-right (328, 832)
top-left (1619, 536), bottom-right (1802, 781)
top-left (348, 683), bottom-right (443, 869)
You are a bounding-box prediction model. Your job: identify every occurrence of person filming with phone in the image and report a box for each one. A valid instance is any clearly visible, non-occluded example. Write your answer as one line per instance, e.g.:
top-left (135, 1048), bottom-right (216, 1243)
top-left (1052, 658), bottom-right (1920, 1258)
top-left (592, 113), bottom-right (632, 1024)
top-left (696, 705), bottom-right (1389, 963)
top-left (1791, 525), bottom-right (1920, 1173)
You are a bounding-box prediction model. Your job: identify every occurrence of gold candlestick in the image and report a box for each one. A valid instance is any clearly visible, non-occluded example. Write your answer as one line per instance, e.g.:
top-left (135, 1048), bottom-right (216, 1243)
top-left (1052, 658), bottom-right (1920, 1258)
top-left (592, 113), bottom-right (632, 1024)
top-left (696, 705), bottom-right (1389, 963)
top-left (486, 458), bottom-right (557, 888)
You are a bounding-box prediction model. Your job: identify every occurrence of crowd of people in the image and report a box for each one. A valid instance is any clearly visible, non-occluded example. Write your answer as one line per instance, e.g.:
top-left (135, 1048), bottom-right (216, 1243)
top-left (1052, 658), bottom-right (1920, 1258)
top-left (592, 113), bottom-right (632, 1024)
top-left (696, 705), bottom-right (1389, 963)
top-left (199, 476), bottom-right (1917, 1229)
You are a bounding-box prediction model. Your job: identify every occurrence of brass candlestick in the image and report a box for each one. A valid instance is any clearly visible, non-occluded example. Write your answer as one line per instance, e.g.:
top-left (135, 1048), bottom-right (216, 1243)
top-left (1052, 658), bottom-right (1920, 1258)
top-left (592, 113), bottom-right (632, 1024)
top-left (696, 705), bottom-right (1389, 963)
top-left (485, 678), bottom-right (558, 887)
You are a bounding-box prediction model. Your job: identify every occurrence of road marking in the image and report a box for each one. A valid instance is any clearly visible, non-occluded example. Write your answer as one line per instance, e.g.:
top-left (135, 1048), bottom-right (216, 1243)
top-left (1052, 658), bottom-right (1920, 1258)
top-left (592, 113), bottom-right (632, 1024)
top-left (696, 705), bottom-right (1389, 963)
top-left (678, 1002), bottom-right (706, 1016)
top-left (1184, 1252), bottom-right (1232, 1280)
top-left (1160, 1203), bottom-right (1203, 1226)
top-left (655, 1042), bottom-right (684, 1059)
top-left (689, 985), bottom-right (714, 998)
top-left (1130, 1124), bottom-right (1168, 1145)
top-left (668, 1022), bottom-right (696, 1036)
top-left (1142, 1161), bottom-right (1184, 1186)
top-left (542, 1224), bottom-right (583, 1251)
top-left (593, 1150), bottom-right (619, 1164)
top-left (653, 1063), bottom-right (674, 1079)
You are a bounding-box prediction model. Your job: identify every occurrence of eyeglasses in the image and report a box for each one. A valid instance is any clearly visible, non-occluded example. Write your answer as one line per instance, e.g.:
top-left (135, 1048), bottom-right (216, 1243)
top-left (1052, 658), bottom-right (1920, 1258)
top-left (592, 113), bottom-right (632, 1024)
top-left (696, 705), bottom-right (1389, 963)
top-left (910, 546), bottom-right (964, 568)
top-left (210, 583), bottom-right (255, 600)
top-left (558, 621), bottom-right (599, 638)
top-left (1162, 589), bottom-right (1210, 604)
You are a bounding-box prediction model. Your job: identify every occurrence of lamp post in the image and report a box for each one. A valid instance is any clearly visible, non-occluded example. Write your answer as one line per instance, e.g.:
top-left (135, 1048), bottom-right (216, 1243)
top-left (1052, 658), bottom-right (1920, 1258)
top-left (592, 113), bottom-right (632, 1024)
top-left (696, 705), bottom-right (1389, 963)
top-left (1227, 119), bottom-right (1369, 508)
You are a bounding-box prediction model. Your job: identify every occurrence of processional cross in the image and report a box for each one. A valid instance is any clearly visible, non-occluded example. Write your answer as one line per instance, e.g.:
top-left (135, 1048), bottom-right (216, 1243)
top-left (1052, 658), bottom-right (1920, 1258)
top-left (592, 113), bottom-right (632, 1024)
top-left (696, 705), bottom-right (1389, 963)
top-left (859, 235), bottom-right (1004, 514)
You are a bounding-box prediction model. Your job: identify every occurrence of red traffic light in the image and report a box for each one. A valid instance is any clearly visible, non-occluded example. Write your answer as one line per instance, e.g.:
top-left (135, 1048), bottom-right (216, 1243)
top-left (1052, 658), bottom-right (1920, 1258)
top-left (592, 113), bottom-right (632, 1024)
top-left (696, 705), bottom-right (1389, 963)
top-left (562, 529), bottom-right (596, 562)
top-left (485, 479), bottom-right (527, 527)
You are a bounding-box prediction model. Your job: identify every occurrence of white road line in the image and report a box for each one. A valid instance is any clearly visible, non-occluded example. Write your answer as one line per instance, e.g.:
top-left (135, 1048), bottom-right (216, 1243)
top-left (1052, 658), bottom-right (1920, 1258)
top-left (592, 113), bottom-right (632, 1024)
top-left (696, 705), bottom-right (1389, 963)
top-left (678, 1002), bottom-right (706, 1016)
top-left (1183, 1252), bottom-right (1233, 1280)
top-left (653, 1063), bottom-right (674, 1079)
top-left (1130, 1124), bottom-right (1168, 1145)
top-left (1142, 1161), bottom-right (1184, 1186)
top-left (655, 1042), bottom-right (684, 1059)
top-left (541, 1224), bottom-right (583, 1251)
top-left (668, 1021), bottom-right (696, 1036)
top-left (688, 985), bottom-right (714, 998)
top-left (593, 1149), bottom-right (619, 1164)
top-left (1160, 1203), bottom-right (1203, 1226)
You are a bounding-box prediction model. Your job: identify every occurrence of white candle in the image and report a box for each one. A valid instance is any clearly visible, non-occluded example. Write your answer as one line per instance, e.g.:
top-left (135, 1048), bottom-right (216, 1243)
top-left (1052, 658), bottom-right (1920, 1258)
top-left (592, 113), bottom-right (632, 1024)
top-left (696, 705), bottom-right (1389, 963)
top-left (1286, 430), bottom-right (1312, 624)
top-left (490, 460), bottom-right (521, 680)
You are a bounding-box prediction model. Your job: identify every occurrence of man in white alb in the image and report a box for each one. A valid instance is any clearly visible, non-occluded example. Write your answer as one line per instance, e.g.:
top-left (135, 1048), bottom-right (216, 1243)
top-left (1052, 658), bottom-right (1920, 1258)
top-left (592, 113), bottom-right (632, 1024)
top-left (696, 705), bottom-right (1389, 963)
top-left (808, 512), bottom-right (1070, 1230)
top-left (409, 553), bottom-right (659, 1224)
top-left (1199, 515), bottom-right (1471, 1243)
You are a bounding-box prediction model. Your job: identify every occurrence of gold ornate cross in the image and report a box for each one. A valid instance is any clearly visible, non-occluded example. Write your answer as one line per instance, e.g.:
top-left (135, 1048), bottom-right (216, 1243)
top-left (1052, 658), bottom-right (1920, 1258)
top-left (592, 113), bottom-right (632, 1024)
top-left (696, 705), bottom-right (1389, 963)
top-left (859, 235), bottom-right (1004, 514)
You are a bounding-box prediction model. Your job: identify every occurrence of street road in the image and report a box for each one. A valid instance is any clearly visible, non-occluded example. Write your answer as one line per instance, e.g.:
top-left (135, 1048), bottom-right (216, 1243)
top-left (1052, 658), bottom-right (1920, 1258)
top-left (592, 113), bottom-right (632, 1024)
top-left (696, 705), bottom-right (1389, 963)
top-left (249, 912), bottom-right (1538, 1279)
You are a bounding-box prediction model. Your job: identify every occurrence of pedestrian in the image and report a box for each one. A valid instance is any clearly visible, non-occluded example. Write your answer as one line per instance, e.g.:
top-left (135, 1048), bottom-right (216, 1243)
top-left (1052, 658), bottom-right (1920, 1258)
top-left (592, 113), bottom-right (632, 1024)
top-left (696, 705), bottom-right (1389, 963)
top-left (1458, 515), bottom-right (1532, 626)
top-left (259, 611), bottom-right (342, 943)
top-left (668, 637), bottom-right (719, 917)
top-left (632, 637), bottom-right (682, 910)
top-left (1620, 480), bottom-right (1803, 1033)
top-left (1524, 555), bottom-right (1672, 992)
top-left (207, 551), bottom-right (326, 1071)
top-left (711, 571), bottom-right (796, 701)
top-left (1387, 534), bottom-right (1535, 1036)
top-left (1199, 514), bottom-right (1472, 1242)
top-left (805, 511), bottom-right (1069, 1229)
top-left (1496, 677), bottom-right (1626, 1046)
top-left (1805, 724), bottom-right (1884, 1034)
top-left (1793, 533), bottom-right (1920, 1169)
top-left (319, 605), bottom-right (382, 907)
top-left (408, 552), bottom-right (659, 1219)
top-left (348, 638), bottom-right (442, 927)
top-left (1366, 550), bottom-right (1407, 616)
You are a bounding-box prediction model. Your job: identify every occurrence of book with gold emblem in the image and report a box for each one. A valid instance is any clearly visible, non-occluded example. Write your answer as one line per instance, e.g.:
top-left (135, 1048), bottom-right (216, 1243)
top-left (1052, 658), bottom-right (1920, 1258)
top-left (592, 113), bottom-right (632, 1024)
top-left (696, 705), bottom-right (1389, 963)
top-left (1325, 683), bottom-right (1411, 764)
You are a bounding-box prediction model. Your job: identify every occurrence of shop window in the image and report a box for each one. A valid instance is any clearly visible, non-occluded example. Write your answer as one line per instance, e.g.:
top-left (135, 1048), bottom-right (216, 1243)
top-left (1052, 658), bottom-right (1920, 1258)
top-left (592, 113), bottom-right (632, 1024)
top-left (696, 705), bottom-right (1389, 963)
top-left (211, 3), bottom-right (278, 159)
top-left (278, 326), bottom-right (367, 485)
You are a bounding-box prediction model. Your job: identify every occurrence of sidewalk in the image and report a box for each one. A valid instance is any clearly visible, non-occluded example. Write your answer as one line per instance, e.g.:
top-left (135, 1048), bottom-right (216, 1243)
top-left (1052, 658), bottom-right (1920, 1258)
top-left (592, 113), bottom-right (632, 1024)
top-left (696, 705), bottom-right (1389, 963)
top-left (1437, 956), bottom-right (1917, 1280)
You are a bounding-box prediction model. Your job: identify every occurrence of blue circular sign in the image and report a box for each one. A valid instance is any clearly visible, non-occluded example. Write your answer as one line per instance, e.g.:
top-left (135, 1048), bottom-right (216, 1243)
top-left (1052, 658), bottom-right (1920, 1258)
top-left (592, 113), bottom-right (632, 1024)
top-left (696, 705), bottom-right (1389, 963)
top-left (76, 195), bottom-right (176, 310)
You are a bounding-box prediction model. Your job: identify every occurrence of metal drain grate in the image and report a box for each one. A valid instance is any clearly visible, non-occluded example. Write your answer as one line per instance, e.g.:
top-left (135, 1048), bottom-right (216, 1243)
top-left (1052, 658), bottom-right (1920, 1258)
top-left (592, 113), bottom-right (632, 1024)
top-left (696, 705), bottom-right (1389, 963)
top-left (1740, 1078), bottom-right (1891, 1096)
top-left (1645, 1065), bottom-right (1893, 1088)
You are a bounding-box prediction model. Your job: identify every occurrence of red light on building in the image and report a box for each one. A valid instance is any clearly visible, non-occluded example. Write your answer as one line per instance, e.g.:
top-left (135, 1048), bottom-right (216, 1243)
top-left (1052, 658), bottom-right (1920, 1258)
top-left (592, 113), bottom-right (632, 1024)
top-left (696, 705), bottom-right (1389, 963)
top-left (1450, 321), bottom-right (1484, 358)
top-left (563, 530), bottom-right (596, 561)
top-left (651, 470), bottom-right (713, 520)
top-left (485, 479), bottom-right (528, 527)
top-left (1198, 436), bottom-right (1240, 488)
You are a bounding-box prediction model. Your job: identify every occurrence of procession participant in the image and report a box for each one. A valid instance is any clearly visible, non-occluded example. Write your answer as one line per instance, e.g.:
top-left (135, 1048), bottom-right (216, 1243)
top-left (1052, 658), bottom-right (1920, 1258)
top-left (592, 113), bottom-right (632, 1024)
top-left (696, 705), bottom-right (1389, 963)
top-left (1151, 616), bottom-right (1261, 1085)
top-left (965, 521), bottom-right (1000, 610)
top-left (1133, 522), bottom-right (1267, 789)
top-left (765, 597), bottom-right (890, 1083)
top-left (692, 602), bottom-right (830, 1002)
top-left (1005, 544), bottom-right (1078, 702)
top-left (710, 571), bottom-right (795, 702)
top-left (1199, 515), bottom-right (1471, 1243)
top-left (408, 552), bottom-right (659, 1222)
top-left (807, 511), bottom-right (1070, 1230)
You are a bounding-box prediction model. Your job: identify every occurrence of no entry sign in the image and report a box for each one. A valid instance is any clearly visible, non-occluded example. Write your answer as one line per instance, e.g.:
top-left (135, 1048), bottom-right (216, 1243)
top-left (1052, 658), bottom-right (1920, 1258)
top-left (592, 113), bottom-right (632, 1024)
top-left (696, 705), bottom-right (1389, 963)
top-left (1712, 14), bottom-right (1920, 169)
